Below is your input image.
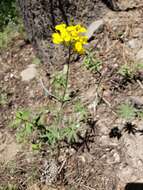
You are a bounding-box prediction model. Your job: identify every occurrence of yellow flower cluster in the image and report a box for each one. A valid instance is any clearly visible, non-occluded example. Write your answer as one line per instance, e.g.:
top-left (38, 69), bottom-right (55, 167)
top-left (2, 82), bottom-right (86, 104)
top-left (52, 23), bottom-right (88, 54)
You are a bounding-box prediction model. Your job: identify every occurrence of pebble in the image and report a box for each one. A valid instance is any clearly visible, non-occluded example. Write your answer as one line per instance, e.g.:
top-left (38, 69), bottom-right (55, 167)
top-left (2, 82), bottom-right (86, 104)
top-left (136, 48), bottom-right (143, 62)
top-left (20, 64), bottom-right (37, 81)
top-left (86, 19), bottom-right (104, 39)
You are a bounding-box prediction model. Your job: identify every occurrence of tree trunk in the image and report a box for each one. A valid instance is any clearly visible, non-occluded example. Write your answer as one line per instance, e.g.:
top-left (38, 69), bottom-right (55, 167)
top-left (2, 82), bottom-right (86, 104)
top-left (17, 0), bottom-right (143, 64)
top-left (17, 0), bottom-right (108, 64)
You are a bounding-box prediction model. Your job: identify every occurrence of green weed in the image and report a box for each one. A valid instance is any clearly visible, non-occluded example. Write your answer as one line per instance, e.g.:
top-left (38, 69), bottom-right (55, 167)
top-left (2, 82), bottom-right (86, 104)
top-left (32, 57), bottom-right (41, 65)
top-left (74, 100), bottom-right (88, 120)
top-left (117, 103), bottom-right (136, 120)
top-left (0, 184), bottom-right (17, 190)
top-left (0, 93), bottom-right (7, 106)
top-left (11, 107), bottom-right (81, 147)
top-left (0, 0), bottom-right (18, 30)
top-left (52, 70), bottom-right (66, 89)
top-left (83, 50), bottom-right (102, 72)
top-left (118, 103), bottom-right (143, 120)
top-left (118, 64), bottom-right (133, 78)
top-left (118, 62), bottom-right (143, 79)
top-left (0, 21), bottom-right (25, 49)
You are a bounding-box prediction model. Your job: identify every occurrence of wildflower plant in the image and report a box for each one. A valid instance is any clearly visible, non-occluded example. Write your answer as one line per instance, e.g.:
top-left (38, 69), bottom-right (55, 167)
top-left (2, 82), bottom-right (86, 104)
top-left (11, 23), bottom-right (89, 148)
top-left (52, 23), bottom-right (88, 106)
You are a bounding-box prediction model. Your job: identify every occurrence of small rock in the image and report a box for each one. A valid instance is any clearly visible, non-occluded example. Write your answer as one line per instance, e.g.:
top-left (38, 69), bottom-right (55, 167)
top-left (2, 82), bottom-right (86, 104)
top-left (113, 152), bottom-right (120, 163)
top-left (27, 184), bottom-right (40, 190)
top-left (136, 48), bottom-right (143, 62)
top-left (127, 39), bottom-right (142, 50)
top-left (20, 64), bottom-right (37, 81)
top-left (117, 165), bottom-right (136, 184)
top-left (86, 19), bottom-right (104, 39)
top-left (42, 186), bottom-right (58, 190)
top-left (106, 150), bottom-right (120, 164)
top-left (129, 96), bottom-right (143, 109)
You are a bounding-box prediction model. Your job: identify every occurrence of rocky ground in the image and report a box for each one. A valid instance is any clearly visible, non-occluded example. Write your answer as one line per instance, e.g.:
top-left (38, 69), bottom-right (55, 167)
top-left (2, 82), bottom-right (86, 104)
top-left (1, 2), bottom-right (143, 190)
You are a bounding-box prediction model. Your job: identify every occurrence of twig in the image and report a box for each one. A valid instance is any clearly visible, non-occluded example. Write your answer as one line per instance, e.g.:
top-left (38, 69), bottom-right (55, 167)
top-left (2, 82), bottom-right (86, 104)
top-left (58, 159), bottom-right (67, 174)
top-left (40, 79), bottom-right (61, 102)
top-left (99, 95), bottom-right (117, 116)
top-left (81, 184), bottom-right (96, 190)
top-left (137, 79), bottom-right (143, 89)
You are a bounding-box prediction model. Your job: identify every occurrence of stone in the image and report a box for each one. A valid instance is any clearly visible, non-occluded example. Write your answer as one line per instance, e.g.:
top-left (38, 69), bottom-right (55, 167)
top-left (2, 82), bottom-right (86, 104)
top-left (117, 133), bottom-right (143, 185)
top-left (106, 0), bottom-right (143, 11)
top-left (27, 184), bottom-right (40, 190)
top-left (20, 64), bottom-right (37, 81)
top-left (86, 19), bottom-right (104, 39)
top-left (129, 96), bottom-right (143, 109)
top-left (136, 48), bottom-right (143, 62)
top-left (0, 132), bottom-right (21, 163)
top-left (106, 150), bottom-right (120, 164)
top-left (127, 39), bottom-right (142, 50)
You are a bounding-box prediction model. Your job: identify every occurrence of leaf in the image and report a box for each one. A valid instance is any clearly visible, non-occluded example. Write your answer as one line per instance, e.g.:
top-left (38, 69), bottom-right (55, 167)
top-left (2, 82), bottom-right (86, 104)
top-left (25, 123), bottom-right (33, 134)
top-left (74, 101), bottom-right (87, 119)
top-left (41, 126), bottom-right (61, 145)
top-left (63, 124), bottom-right (79, 143)
top-left (10, 118), bottom-right (21, 128)
top-left (16, 110), bottom-right (30, 120)
top-left (32, 143), bottom-right (41, 151)
top-left (118, 64), bottom-right (132, 77)
top-left (33, 113), bottom-right (42, 126)
top-left (118, 103), bottom-right (136, 120)
top-left (32, 57), bottom-right (41, 65)
top-left (83, 51), bottom-right (102, 72)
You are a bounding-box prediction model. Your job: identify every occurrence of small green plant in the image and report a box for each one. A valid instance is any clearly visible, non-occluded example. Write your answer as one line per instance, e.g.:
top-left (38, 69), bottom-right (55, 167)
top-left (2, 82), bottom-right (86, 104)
top-left (117, 103), bottom-right (136, 120)
top-left (118, 64), bottom-right (133, 78)
top-left (11, 108), bottom-right (80, 147)
top-left (11, 110), bottom-right (43, 143)
top-left (51, 65), bottom-right (71, 102)
top-left (0, 184), bottom-right (17, 190)
top-left (0, 93), bottom-right (7, 105)
top-left (32, 57), bottom-right (41, 65)
top-left (41, 122), bottom-right (79, 145)
top-left (118, 102), bottom-right (143, 120)
top-left (83, 50), bottom-right (102, 72)
top-left (135, 62), bottom-right (143, 70)
top-left (74, 100), bottom-right (88, 120)
top-left (118, 62), bottom-right (143, 79)
top-left (0, 0), bottom-right (18, 30)
top-left (63, 122), bottom-right (79, 143)
top-left (0, 21), bottom-right (25, 49)
top-left (52, 70), bottom-right (66, 89)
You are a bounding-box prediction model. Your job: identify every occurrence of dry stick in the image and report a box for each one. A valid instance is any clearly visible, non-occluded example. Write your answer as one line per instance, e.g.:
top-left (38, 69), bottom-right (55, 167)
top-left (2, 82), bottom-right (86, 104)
top-left (58, 159), bottom-right (67, 174)
top-left (94, 66), bottom-right (117, 116)
top-left (40, 79), bottom-right (61, 102)
top-left (137, 79), bottom-right (143, 89)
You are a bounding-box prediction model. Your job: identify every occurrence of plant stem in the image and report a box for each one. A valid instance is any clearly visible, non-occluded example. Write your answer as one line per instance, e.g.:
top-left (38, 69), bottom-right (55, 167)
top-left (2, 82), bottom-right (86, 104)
top-left (58, 46), bottom-right (72, 127)
top-left (61, 46), bottom-right (72, 106)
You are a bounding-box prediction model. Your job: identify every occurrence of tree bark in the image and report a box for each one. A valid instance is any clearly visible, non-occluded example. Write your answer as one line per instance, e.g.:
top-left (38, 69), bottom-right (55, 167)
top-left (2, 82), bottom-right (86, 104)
top-left (17, 0), bottom-right (106, 64)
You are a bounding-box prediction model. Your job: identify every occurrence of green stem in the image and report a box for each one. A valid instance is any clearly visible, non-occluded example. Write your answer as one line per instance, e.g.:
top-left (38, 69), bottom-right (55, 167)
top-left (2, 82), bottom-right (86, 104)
top-left (58, 46), bottom-right (72, 127)
top-left (61, 46), bottom-right (72, 106)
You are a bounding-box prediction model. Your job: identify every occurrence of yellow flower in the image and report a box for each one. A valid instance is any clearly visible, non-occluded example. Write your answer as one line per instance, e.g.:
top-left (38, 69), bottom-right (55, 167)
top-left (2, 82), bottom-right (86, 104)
top-left (75, 24), bottom-right (87, 33)
top-left (67, 25), bottom-right (75, 32)
top-left (52, 33), bottom-right (63, 44)
top-left (79, 36), bottom-right (88, 44)
top-left (52, 23), bottom-right (88, 54)
top-left (64, 33), bottom-right (71, 42)
top-left (75, 42), bottom-right (84, 53)
top-left (55, 24), bottom-right (66, 32)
